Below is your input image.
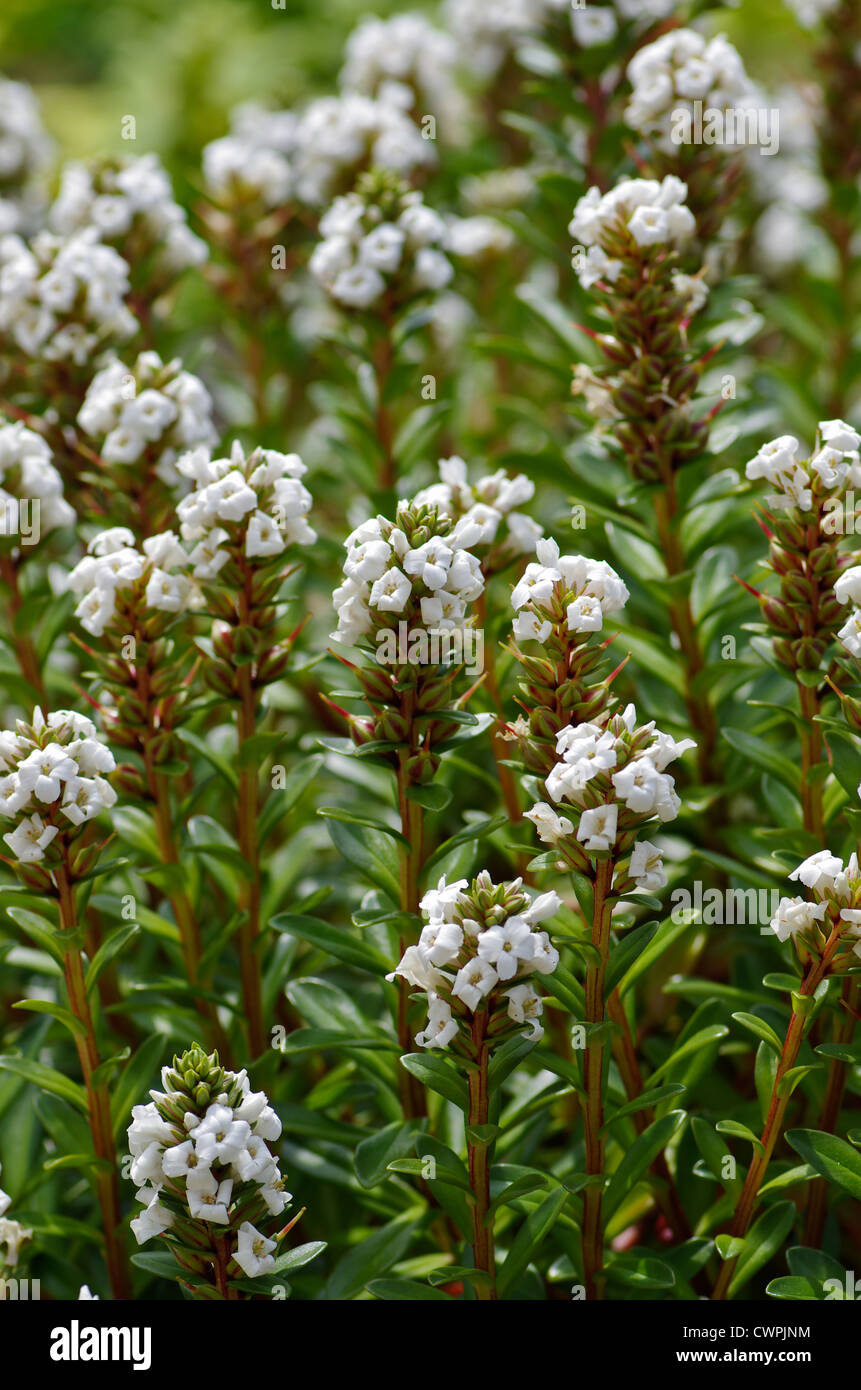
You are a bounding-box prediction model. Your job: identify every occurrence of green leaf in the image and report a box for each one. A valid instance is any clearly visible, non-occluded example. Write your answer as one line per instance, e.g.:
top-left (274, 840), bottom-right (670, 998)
top-left (729, 1201), bottom-right (796, 1298)
top-left (732, 1011), bottom-right (785, 1056)
top-left (617, 915), bottom-right (694, 996)
top-left (176, 727), bottom-right (238, 791)
top-left (648, 1026), bottom-right (729, 1082)
top-left (786, 1246), bottom-right (847, 1282)
top-left (12, 999), bottom-right (87, 1040)
top-left (715, 1119), bottom-right (765, 1153)
top-left (271, 913), bottom-right (392, 975)
top-left (326, 818), bottom-right (401, 903)
top-left (270, 1241), bottom-right (327, 1275)
top-left (400, 1052), bottom-right (468, 1110)
top-left (785, 1129), bottom-right (861, 1200)
top-left (0, 1055), bottom-right (88, 1113)
top-left (318, 806), bottom-right (410, 846)
top-left (722, 728), bottom-right (800, 792)
top-left (85, 923), bottom-right (140, 992)
top-left (355, 1121), bottom-right (426, 1188)
top-left (766, 1275), bottom-right (824, 1300)
top-left (110, 1034), bottom-right (166, 1136)
top-left (602, 1084), bottom-right (686, 1131)
top-left (603, 1111), bottom-right (687, 1222)
top-left (327, 1209), bottom-right (422, 1300)
top-left (497, 1186), bottom-right (569, 1298)
top-left (405, 782), bottom-right (452, 812)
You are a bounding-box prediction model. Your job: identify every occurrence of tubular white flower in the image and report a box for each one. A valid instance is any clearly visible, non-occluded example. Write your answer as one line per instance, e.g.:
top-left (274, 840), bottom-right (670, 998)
top-left (127, 1046), bottom-right (292, 1280)
top-left (0, 708), bottom-right (117, 864)
top-left (624, 29), bottom-right (757, 154)
top-left (569, 176), bottom-right (696, 291)
top-left (78, 352), bottom-right (217, 486)
top-left (392, 871), bottom-right (560, 1049)
top-left (176, 439), bottom-right (315, 573)
top-left (50, 154), bottom-right (207, 284)
top-left (0, 416), bottom-right (74, 534)
top-left (65, 528), bottom-right (194, 638)
top-left (332, 498), bottom-right (485, 648)
top-left (0, 227), bottom-right (136, 364)
top-left (311, 179), bottom-right (452, 312)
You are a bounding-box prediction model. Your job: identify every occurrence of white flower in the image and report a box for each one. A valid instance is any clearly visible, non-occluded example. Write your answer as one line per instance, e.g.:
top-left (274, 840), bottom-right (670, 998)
top-left (369, 566), bottom-right (412, 612)
top-left (571, 6), bottom-right (617, 46)
top-left (415, 993), bottom-right (459, 1049)
top-left (452, 957), bottom-right (498, 1009)
top-left (577, 803), bottom-right (619, 853)
top-left (3, 812), bottom-right (58, 862)
top-left (186, 1170), bottom-right (233, 1224)
top-left (770, 896), bottom-right (828, 942)
top-left (130, 1192), bottom-right (174, 1245)
top-left (233, 1221), bottom-right (277, 1278)
top-left (504, 983), bottom-right (544, 1040)
top-left (789, 850), bottom-right (844, 893)
top-left (524, 802), bottom-right (573, 844)
top-left (386, 945), bottom-right (450, 992)
top-left (477, 916), bottom-right (534, 980)
top-left (418, 919), bottom-right (464, 966)
top-left (629, 840), bottom-right (666, 892)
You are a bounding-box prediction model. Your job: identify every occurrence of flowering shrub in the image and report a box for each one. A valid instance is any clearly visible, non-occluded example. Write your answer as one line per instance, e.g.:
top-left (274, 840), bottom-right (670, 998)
top-left (0, 0), bottom-right (859, 1327)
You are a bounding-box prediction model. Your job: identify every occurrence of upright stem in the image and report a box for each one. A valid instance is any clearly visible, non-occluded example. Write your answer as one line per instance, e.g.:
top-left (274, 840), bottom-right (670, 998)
top-left (476, 592), bottom-right (523, 833)
top-left (804, 976), bottom-right (858, 1245)
top-left (606, 990), bottom-right (690, 1239)
top-left (373, 322), bottom-right (396, 492)
top-left (652, 491), bottom-right (718, 784)
top-left (798, 681), bottom-right (825, 845)
top-left (55, 860), bottom-right (131, 1300)
top-left (581, 856), bottom-right (614, 1299)
top-left (712, 935), bottom-right (838, 1300)
top-left (236, 661), bottom-right (264, 1057)
top-left (467, 1011), bottom-right (496, 1300)
top-left (0, 553), bottom-right (47, 707)
top-left (396, 724), bottom-right (426, 1120)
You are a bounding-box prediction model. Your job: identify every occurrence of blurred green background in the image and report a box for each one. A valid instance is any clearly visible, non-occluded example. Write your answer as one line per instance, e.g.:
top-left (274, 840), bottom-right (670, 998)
top-left (0, 0), bottom-right (815, 184)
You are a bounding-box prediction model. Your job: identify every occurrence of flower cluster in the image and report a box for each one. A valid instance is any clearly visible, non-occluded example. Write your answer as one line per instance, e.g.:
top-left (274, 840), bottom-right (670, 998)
top-left (202, 103), bottom-right (298, 212)
top-left (770, 850), bottom-right (861, 970)
top-left (0, 707), bottom-right (116, 865)
top-left (511, 537), bottom-right (628, 644)
top-left (339, 12), bottom-right (465, 134)
top-left (745, 420), bottom-right (861, 514)
top-left (310, 173), bottom-right (452, 311)
top-left (0, 76), bottom-right (53, 234)
top-left (569, 176), bottom-right (696, 290)
top-left (412, 455), bottom-right (541, 567)
top-left (0, 417), bottom-right (75, 538)
top-left (128, 1045), bottom-right (290, 1283)
top-left (388, 872), bottom-right (561, 1047)
top-left (744, 421), bottom-right (861, 674)
top-left (176, 440), bottom-right (315, 577)
top-left (0, 227), bottom-right (136, 365)
top-left (333, 497), bottom-right (484, 648)
top-left (50, 154), bottom-right (207, 290)
top-left (204, 92), bottom-right (435, 215)
top-left (569, 0), bottom-right (676, 48)
top-left (624, 29), bottom-right (757, 153)
top-left (0, 1162), bottom-right (32, 1270)
top-left (527, 703), bottom-right (695, 880)
top-left (66, 527), bottom-right (194, 638)
top-left (78, 351), bottom-right (217, 486)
